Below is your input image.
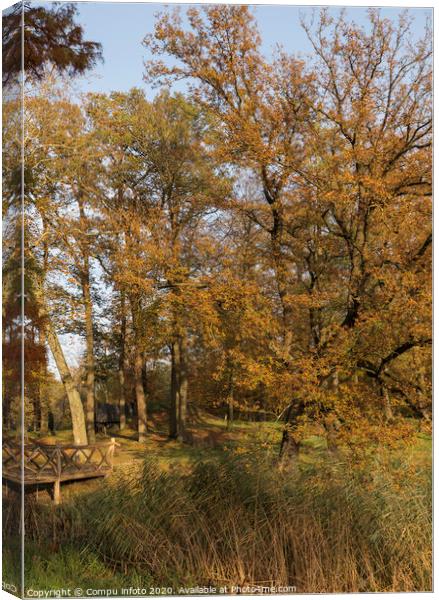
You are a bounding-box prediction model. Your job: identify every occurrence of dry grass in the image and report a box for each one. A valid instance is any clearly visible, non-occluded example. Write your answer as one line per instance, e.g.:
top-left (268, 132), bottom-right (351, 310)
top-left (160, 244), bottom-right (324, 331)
top-left (72, 448), bottom-right (431, 592)
top-left (4, 426), bottom-right (432, 595)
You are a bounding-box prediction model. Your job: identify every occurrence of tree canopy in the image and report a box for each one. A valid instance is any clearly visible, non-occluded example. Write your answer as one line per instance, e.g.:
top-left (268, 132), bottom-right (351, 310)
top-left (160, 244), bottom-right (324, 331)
top-left (2, 6), bottom-right (431, 452)
top-left (2, 2), bottom-right (102, 85)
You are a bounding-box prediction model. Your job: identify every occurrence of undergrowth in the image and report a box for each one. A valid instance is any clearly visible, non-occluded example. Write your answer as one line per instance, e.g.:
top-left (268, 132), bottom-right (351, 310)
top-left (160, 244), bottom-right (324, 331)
top-left (3, 446), bottom-right (432, 594)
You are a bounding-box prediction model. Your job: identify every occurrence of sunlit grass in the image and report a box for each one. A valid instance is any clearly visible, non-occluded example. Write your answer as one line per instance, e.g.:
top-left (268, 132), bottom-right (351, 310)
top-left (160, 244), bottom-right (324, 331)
top-left (4, 416), bottom-right (431, 594)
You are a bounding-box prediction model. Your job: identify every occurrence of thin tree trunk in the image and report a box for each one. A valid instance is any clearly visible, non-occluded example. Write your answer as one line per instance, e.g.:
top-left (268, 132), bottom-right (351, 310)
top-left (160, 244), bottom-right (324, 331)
top-left (170, 340), bottom-right (179, 439)
top-left (82, 271), bottom-right (95, 442)
top-left (39, 223), bottom-right (50, 434)
top-left (324, 417), bottom-right (340, 454)
top-left (226, 361), bottom-right (234, 428)
top-left (134, 345), bottom-right (147, 441)
top-left (269, 201), bottom-right (293, 355)
top-left (116, 224), bottom-right (128, 431)
top-left (130, 296), bottom-right (147, 441)
top-left (118, 291), bottom-right (127, 431)
top-left (177, 336), bottom-right (188, 442)
top-left (78, 198), bottom-right (96, 442)
top-left (32, 395), bottom-right (41, 431)
top-left (279, 403), bottom-right (300, 467)
top-left (45, 321), bottom-right (87, 445)
top-left (39, 326), bottom-right (49, 434)
top-left (39, 393), bottom-right (49, 434)
top-left (170, 336), bottom-right (188, 441)
top-left (227, 392), bottom-right (234, 425)
top-left (277, 390), bottom-right (300, 464)
top-left (118, 360), bottom-right (126, 431)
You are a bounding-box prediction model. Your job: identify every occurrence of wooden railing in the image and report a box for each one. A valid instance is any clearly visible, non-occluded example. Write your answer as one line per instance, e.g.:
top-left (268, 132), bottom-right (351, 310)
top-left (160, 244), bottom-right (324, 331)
top-left (2, 437), bottom-right (117, 503)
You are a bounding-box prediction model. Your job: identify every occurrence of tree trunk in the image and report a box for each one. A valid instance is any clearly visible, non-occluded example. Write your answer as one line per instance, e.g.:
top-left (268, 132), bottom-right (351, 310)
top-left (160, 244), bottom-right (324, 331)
top-left (32, 224), bottom-right (88, 442)
top-left (34, 394), bottom-right (42, 431)
top-left (170, 341), bottom-right (178, 439)
top-left (45, 321), bottom-right (87, 445)
top-left (177, 336), bottom-right (188, 442)
top-left (134, 345), bottom-right (147, 441)
top-left (118, 361), bottom-right (126, 431)
top-left (130, 295), bottom-right (147, 441)
top-left (39, 224), bottom-right (50, 435)
top-left (227, 393), bottom-right (234, 426)
top-left (279, 403), bottom-right (301, 467)
top-left (39, 327), bottom-right (49, 434)
top-left (170, 335), bottom-right (188, 441)
top-left (118, 292), bottom-right (127, 431)
top-left (78, 198), bottom-right (96, 443)
top-left (226, 361), bottom-right (234, 429)
top-left (82, 271), bottom-right (96, 442)
top-left (279, 428), bottom-right (299, 467)
top-left (39, 395), bottom-right (49, 434)
top-left (269, 201), bottom-right (294, 354)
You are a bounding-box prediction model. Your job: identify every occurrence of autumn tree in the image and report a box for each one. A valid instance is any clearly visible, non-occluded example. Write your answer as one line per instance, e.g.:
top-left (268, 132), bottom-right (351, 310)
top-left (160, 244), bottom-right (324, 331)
top-left (87, 89), bottom-right (230, 440)
top-left (85, 89), bottom-right (155, 442)
top-left (144, 5), bottom-right (431, 451)
top-left (20, 84), bottom-right (93, 445)
top-left (3, 0), bottom-right (102, 442)
top-left (144, 6), bottom-right (313, 354)
top-left (2, 2), bottom-right (102, 86)
top-left (143, 5), bottom-right (322, 453)
top-left (43, 99), bottom-right (102, 443)
top-left (296, 9), bottom-right (432, 429)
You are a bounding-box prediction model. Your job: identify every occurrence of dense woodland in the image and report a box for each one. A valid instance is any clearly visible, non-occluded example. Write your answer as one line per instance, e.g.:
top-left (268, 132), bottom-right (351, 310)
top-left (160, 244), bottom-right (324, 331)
top-left (3, 4), bottom-right (432, 456)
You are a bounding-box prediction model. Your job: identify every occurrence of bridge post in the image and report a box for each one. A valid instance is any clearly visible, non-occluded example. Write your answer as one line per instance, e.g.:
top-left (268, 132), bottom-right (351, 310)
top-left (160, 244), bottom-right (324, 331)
top-left (54, 446), bottom-right (62, 504)
top-left (53, 479), bottom-right (61, 504)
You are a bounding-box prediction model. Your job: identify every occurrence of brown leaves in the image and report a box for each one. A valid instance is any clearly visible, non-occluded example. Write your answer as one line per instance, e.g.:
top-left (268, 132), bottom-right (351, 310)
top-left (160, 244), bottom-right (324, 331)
top-left (15, 6), bottom-right (431, 442)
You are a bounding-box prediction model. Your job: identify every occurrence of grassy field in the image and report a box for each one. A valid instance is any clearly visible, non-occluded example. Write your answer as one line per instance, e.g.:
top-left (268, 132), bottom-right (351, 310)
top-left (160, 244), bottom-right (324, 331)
top-left (3, 414), bottom-right (432, 595)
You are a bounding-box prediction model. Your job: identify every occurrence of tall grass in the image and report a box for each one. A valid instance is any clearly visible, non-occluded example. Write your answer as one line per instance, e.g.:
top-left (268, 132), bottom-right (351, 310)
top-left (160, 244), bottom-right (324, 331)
top-left (8, 447), bottom-right (432, 593)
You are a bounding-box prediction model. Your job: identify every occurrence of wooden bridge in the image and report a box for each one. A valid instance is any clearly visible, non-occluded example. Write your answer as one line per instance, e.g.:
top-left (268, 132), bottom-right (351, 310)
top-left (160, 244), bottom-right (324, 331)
top-left (2, 437), bottom-right (117, 504)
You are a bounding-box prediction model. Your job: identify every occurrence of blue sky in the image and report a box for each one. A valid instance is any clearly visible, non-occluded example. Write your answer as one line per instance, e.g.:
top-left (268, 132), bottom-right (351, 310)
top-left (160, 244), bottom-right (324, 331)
top-left (63, 2), bottom-right (432, 97)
